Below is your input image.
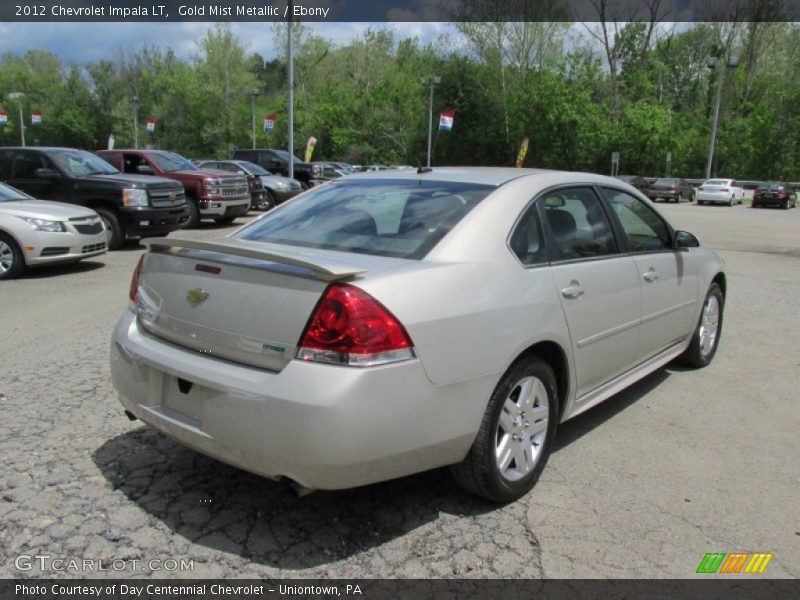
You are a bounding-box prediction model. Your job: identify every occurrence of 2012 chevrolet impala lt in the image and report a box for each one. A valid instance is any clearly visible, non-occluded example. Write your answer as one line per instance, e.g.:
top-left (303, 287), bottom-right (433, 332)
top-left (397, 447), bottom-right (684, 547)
top-left (111, 168), bottom-right (725, 501)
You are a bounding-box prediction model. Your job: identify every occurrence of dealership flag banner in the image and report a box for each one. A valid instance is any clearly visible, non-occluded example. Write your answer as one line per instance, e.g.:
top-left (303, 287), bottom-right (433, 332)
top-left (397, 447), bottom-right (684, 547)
top-left (305, 136), bottom-right (317, 163)
top-left (146, 119), bottom-right (157, 134)
top-left (0, 112), bottom-right (7, 126)
top-left (439, 109), bottom-right (455, 132)
top-left (263, 114), bottom-right (277, 132)
top-left (516, 136), bottom-right (530, 168)
top-left (31, 111), bottom-right (42, 125)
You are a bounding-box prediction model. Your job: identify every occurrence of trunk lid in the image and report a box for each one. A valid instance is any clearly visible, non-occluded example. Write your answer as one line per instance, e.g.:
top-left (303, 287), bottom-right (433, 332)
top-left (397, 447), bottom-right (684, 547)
top-left (136, 237), bottom-right (409, 371)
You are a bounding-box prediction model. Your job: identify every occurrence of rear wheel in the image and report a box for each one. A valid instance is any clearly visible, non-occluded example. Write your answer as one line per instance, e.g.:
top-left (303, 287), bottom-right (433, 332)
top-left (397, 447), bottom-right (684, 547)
top-left (783, 199), bottom-right (790, 210)
top-left (95, 207), bottom-right (124, 250)
top-left (0, 232), bottom-right (25, 279)
top-left (451, 355), bottom-right (558, 502)
top-left (677, 193), bottom-right (683, 203)
top-left (679, 283), bottom-right (724, 368)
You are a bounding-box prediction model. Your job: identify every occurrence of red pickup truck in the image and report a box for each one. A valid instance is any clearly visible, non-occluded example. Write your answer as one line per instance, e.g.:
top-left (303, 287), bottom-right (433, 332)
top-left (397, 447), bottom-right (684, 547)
top-left (96, 150), bottom-right (250, 227)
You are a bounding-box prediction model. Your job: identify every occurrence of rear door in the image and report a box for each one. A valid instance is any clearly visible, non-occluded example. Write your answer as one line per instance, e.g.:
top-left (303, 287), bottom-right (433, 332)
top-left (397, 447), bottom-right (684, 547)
top-left (602, 187), bottom-right (698, 359)
top-left (541, 186), bottom-right (643, 398)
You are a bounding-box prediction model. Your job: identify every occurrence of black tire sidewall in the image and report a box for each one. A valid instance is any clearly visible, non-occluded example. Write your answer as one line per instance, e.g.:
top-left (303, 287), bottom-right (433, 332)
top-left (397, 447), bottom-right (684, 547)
top-left (185, 199), bottom-right (201, 228)
top-left (686, 283), bottom-right (724, 368)
top-left (481, 358), bottom-right (559, 502)
top-left (95, 208), bottom-right (123, 250)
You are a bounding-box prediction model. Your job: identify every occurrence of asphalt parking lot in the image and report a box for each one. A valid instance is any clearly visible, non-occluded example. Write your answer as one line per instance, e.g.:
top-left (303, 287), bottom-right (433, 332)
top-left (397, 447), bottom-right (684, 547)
top-left (1, 202), bottom-right (798, 579)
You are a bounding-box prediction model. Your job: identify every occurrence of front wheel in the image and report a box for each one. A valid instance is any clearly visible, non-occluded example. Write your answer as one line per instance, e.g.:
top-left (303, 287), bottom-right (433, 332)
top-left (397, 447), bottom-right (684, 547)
top-left (95, 207), bottom-right (124, 250)
top-left (185, 199), bottom-right (201, 228)
top-left (0, 232), bottom-right (25, 279)
top-left (450, 355), bottom-right (559, 502)
top-left (679, 283), bottom-right (724, 368)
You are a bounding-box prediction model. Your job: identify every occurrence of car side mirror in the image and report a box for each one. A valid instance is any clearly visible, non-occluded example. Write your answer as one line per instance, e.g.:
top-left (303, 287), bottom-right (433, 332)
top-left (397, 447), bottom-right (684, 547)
top-left (673, 230), bottom-right (700, 249)
top-left (136, 164), bottom-right (155, 175)
top-left (35, 167), bottom-right (60, 180)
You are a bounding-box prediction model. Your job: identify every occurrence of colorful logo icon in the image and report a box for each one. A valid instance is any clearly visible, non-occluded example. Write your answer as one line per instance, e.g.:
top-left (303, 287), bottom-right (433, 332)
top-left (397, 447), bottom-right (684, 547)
top-left (696, 552), bottom-right (773, 574)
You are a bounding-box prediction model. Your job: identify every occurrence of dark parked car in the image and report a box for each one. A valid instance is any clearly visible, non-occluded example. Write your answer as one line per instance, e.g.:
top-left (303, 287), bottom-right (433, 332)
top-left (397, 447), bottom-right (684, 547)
top-left (197, 160), bottom-right (302, 210)
top-left (0, 147), bottom-right (188, 249)
top-left (752, 182), bottom-right (796, 209)
top-left (614, 175), bottom-right (649, 193)
top-left (97, 150), bottom-right (250, 227)
top-left (232, 149), bottom-right (322, 188)
top-left (647, 178), bottom-right (695, 203)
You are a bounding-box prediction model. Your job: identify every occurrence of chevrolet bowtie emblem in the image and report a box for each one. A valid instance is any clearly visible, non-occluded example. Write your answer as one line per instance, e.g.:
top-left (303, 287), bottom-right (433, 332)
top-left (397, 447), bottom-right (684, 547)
top-left (186, 288), bottom-right (209, 305)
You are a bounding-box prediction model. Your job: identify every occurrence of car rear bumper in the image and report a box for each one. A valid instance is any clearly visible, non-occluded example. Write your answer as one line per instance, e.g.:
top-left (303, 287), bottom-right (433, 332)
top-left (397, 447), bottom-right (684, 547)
top-left (24, 230), bottom-right (107, 266)
top-left (696, 193), bottom-right (733, 203)
top-left (110, 311), bottom-right (493, 490)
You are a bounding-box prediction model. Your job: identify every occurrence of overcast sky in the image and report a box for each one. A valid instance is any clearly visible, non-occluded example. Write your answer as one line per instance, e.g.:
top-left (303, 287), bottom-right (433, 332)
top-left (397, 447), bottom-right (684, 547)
top-left (0, 22), bottom-right (454, 64)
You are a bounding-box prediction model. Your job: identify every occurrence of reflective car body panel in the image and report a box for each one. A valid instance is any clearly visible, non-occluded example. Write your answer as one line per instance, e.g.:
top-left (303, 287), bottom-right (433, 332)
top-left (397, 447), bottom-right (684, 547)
top-left (111, 168), bottom-right (724, 491)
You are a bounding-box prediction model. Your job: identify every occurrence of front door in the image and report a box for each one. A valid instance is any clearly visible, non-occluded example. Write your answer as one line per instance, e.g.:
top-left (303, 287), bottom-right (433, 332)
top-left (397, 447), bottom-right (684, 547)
top-left (602, 187), bottom-right (699, 359)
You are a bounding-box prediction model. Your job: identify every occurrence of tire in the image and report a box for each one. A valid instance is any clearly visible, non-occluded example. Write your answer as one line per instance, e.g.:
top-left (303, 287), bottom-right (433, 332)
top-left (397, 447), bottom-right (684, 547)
top-left (751, 202), bottom-right (758, 208)
top-left (450, 355), bottom-right (559, 502)
top-left (728, 195), bottom-right (734, 206)
top-left (253, 190), bottom-right (276, 211)
top-left (0, 232), bottom-right (25, 280)
top-left (783, 199), bottom-right (790, 210)
top-left (214, 216), bottom-right (237, 225)
top-left (677, 193), bottom-right (683, 203)
top-left (698, 200), bottom-right (705, 206)
top-left (95, 207), bottom-right (124, 250)
top-left (679, 283), bottom-right (724, 369)
top-left (185, 198), bottom-right (201, 228)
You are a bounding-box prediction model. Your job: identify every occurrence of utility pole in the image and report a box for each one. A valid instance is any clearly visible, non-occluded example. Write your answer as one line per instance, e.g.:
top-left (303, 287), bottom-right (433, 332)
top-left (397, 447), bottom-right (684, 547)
top-left (8, 93), bottom-right (25, 146)
top-left (422, 76), bottom-right (441, 168)
top-left (132, 95), bottom-right (139, 149)
top-left (705, 56), bottom-right (739, 180)
top-left (250, 88), bottom-right (260, 149)
top-left (287, 0), bottom-right (294, 180)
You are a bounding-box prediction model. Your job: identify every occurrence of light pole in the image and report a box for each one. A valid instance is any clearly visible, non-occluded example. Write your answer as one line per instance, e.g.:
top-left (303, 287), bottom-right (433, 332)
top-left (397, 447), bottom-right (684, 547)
top-left (250, 88), bottom-right (260, 149)
top-left (422, 75), bottom-right (441, 168)
top-left (705, 56), bottom-right (739, 180)
top-left (7, 92), bottom-right (25, 146)
top-left (132, 95), bottom-right (139, 149)
top-left (287, 0), bottom-right (294, 180)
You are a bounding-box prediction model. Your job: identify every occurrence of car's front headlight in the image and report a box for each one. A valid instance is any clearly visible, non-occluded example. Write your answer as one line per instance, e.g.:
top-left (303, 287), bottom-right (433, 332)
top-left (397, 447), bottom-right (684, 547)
top-left (272, 180), bottom-right (289, 191)
top-left (21, 217), bottom-right (67, 233)
top-left (122, 188), bottom-right (149, 207)
top-left (204, 179), bottom-right (223, 195)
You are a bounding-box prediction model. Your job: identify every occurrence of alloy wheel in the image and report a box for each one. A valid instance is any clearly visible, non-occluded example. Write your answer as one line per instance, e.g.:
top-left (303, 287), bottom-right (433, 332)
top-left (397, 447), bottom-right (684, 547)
top-left (699, 295), bottom-right (720, 359)
top-left (495, 375), bottom-right (549, 482)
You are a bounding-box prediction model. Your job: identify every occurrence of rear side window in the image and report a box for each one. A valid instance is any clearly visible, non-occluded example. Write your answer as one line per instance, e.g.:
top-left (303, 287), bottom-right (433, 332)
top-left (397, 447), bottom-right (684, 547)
top-left (509, 204), bottom-right (546, 266)
top-left (237, 179), bottom-right (495, 259)
top-left (541, 187), bottom-right (618, 260)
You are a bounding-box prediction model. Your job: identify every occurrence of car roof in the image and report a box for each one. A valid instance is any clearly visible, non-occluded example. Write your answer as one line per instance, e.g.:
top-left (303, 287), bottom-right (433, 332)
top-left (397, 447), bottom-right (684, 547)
top-left (341, 166), bottom-right (569, 187)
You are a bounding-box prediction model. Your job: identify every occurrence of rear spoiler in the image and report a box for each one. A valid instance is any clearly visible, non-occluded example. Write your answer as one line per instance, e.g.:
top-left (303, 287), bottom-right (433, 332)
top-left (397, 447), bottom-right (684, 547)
top-left (142, 237), bottom-right (366, 282)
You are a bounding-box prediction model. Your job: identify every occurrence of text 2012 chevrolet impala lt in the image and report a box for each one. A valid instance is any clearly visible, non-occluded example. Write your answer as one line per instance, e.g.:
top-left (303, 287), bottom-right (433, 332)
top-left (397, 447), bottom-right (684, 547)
top-left (111, 168), bottom-right (725, 501)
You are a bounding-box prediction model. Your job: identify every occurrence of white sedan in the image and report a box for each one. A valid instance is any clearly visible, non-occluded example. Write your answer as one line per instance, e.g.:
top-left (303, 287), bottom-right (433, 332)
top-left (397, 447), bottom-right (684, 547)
top-left (696, 179), bottom-right (745, 206)
top-left (0, 182), bottom-right (106, 279)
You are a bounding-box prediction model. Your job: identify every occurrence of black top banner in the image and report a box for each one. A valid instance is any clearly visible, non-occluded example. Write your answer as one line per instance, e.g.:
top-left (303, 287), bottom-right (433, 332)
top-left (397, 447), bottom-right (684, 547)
top-left (2, 0), bottom-right (800, 22)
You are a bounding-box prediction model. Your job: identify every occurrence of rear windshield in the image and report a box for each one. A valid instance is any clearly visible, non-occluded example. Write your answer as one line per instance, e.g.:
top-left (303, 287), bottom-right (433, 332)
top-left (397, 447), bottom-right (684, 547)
top-left (761, 182), bottom-right (786, 189)
top-left (149, 152), bottom-right (197, 172)
top-left (704, 180), bottom-right (728, 186)
top-left (236, 179), bottom-right (495, 259)
top-left (654, 178), bottom-right (679, 185)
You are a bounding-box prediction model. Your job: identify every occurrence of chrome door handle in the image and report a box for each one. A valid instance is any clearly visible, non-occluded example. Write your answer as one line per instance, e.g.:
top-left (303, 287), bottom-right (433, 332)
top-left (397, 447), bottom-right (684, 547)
top-left (643, 270), bottom-right (659, 283)
top-left (561, 282), bottom-right (584, 299)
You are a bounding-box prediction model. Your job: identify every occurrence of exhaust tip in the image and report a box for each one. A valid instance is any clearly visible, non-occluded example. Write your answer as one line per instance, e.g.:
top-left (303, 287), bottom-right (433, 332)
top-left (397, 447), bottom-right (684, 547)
top-left (124, 410), bottom-right (138, 422)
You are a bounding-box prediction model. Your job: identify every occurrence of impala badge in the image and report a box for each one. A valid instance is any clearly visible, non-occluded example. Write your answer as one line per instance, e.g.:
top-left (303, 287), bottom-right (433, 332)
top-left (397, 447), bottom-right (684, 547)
top-left (186, 288), bottom-right (210, 306)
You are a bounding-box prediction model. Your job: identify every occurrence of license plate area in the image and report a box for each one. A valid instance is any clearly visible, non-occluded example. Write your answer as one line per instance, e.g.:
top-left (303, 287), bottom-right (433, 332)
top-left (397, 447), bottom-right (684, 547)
top-left (158, 372), bottom-right (205, 426)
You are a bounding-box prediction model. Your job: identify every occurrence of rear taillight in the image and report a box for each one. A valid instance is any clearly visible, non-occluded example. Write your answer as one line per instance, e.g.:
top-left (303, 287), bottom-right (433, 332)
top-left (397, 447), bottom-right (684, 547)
top-left (698, 187), bottom-right (705, 191)
top-left (720, 188), bottom-right (730, 192)
top-left (129, 256), bottom-right (143, 304)
top-left (296, 283), bottom-right (415, 367)
top-left (778, 190), bottom-right (788, 198)
top-left (669, 186), bottom-right (677, 191)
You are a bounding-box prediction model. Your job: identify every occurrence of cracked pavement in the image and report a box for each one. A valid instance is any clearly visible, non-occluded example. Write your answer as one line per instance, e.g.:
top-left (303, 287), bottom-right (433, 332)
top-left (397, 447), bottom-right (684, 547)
top-left (1, 205), bottom-right (798, 579)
